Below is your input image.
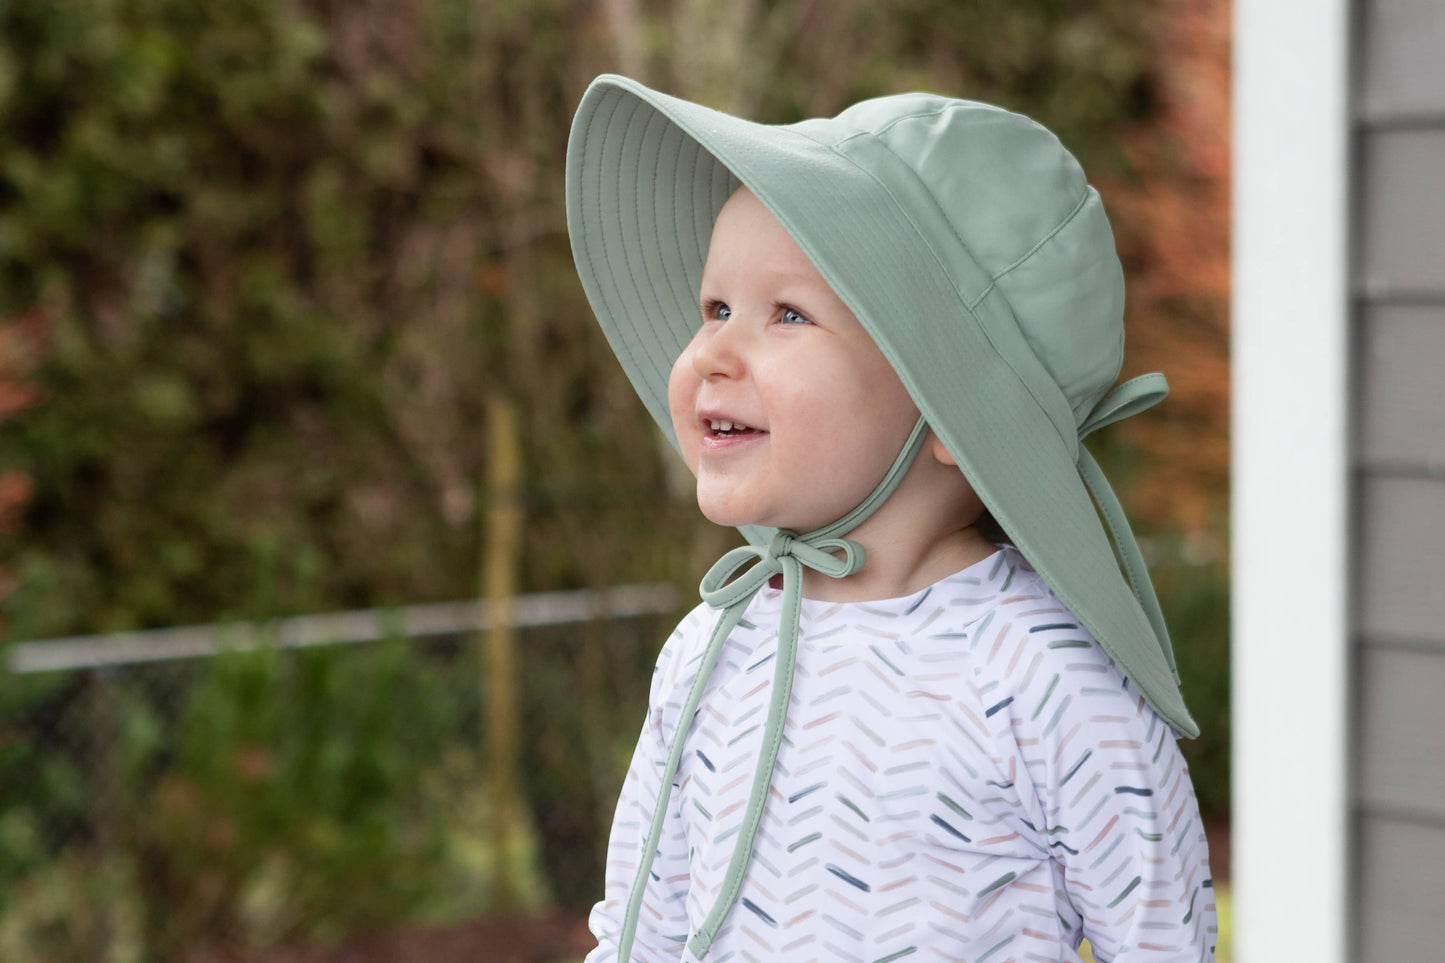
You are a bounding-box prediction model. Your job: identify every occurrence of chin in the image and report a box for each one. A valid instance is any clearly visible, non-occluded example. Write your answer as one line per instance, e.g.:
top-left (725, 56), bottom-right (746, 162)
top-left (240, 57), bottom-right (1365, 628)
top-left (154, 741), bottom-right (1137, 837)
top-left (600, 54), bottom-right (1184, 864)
top-left (699, 506), bottom-right (819, 534)
top-left (695, 488), bottom-right (839, 533)
top-left (695, 495), bottom-right (767, 530)
top-left (697, 502), bottom-right (752, 529)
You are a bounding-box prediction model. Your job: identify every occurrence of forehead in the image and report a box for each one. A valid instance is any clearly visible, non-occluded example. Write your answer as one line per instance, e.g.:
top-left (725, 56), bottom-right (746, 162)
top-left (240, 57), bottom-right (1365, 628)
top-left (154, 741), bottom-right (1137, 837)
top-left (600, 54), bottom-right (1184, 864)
top-left (701, 187), bottom-right (833, 288)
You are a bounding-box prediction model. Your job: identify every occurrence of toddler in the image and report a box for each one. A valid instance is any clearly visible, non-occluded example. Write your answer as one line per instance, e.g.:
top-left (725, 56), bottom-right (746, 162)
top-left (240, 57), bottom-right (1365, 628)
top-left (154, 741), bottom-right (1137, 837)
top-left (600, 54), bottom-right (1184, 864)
top-left (565, 74), bottom-right (1216, 963)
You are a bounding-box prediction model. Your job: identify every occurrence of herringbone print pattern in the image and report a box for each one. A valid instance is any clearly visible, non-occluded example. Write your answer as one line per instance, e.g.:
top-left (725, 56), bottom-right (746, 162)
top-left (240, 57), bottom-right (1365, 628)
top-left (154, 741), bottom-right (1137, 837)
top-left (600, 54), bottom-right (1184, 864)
top-left (586, 546), bottom-right (1216, 962)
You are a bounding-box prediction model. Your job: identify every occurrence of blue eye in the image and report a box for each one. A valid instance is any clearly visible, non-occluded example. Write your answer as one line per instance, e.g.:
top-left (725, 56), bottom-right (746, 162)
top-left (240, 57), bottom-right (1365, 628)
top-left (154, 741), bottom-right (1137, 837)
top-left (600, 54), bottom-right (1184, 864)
top-left (780, 307), bottom-right (812, 325)
top-left (701, 299), bottom-right (731, 321)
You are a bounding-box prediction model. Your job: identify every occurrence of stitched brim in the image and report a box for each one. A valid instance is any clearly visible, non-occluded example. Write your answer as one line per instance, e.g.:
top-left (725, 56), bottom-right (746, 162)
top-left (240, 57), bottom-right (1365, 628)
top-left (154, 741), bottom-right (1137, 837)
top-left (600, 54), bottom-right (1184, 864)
top-left (566, 75), bottom-right (1197, 738)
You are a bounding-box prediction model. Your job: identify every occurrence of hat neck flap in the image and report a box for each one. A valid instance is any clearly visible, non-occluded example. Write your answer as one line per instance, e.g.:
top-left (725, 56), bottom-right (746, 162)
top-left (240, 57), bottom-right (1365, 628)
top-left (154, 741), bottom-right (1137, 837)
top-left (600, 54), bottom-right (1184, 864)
top-left (1074, 372), bottom-right (1178, 679)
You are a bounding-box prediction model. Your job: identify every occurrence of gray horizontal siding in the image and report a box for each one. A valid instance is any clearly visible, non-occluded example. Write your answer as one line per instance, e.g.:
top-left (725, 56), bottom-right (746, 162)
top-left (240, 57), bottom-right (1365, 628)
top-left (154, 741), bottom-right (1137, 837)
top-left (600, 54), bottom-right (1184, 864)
top-left (1358, 129), bottom-right (1445, 298)
top-left (1353, 3), bottom-right (1445, 959)
top-left (1357, 646), bottom-right (1445, 819)
top-left (1358, 304), bottom-right (1445, 472)
top-left (1360, 0), bottom-right (1445, 120)
top-left (1356, 475), bottom-right (1445, 646)
top-left (1358, 816), bottom-right (1445, 961)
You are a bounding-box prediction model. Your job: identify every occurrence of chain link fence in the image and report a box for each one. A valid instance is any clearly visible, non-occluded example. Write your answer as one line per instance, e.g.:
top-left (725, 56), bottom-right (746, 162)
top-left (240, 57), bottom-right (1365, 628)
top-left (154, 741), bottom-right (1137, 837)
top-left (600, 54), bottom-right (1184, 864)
top-left (0, 585), bottom-right (680, 962)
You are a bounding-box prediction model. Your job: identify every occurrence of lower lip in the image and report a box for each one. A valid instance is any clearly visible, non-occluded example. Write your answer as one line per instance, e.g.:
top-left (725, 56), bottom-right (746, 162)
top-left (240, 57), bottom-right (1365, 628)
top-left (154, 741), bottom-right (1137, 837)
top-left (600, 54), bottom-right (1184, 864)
top-left (700, 430), bottom-right (767, 453)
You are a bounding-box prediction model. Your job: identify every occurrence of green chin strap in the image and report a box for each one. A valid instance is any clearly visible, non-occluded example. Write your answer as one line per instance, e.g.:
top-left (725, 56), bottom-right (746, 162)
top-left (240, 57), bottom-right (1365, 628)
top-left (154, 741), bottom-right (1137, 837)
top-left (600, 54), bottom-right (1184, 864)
top-left (616, 415), bottom-right (932, 961)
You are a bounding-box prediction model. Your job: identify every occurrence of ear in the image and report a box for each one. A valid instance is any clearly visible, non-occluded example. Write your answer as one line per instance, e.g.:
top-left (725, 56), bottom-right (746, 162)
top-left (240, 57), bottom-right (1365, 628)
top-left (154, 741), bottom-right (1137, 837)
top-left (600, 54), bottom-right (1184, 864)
top-left (929, 431), bottom-right (958, 467)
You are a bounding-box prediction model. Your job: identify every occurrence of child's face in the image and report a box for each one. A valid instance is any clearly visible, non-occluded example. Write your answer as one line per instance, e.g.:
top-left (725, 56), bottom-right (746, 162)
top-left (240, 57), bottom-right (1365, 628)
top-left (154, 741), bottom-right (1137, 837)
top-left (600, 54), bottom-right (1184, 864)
top-left (667, 187), bottom-right (921, 533)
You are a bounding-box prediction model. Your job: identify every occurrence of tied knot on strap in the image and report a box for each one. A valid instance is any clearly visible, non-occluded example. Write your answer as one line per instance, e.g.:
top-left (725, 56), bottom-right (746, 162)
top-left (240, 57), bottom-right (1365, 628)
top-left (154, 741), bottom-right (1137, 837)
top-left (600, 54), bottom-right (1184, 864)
top-left (699, 530), bottom-right (866, 611)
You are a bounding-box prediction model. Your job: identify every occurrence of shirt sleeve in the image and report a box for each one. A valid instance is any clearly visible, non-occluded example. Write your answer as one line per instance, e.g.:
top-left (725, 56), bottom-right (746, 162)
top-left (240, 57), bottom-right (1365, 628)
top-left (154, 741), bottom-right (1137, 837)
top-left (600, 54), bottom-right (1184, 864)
top-left (993, 575), bottom-right (1218, 962)
top-left (584, 625), bottom-right (695, 963)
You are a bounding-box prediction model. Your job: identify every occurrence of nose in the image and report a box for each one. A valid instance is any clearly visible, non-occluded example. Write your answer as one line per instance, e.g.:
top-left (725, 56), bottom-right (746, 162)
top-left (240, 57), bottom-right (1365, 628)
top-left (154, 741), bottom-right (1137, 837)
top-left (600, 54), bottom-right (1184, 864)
top-left (690, 315), bottom-right (747, 381)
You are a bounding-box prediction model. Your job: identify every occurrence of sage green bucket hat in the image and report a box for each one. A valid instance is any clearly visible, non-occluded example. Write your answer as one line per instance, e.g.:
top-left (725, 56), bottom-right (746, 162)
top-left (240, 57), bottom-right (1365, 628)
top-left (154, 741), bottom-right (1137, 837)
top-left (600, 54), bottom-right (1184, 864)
top-left (566, 73), bottom-right (1198, 956)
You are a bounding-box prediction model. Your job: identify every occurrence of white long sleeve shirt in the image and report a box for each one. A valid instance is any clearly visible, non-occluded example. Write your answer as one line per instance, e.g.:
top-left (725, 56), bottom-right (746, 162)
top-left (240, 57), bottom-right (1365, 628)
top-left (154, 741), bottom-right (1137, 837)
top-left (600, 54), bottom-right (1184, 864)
top-left (586, 544), bottom-right (1217, 962)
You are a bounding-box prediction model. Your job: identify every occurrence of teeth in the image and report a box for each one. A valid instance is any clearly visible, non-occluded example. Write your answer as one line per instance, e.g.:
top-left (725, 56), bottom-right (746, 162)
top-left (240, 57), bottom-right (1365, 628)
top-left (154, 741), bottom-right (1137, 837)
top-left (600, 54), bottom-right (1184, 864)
top-left (708, 419), bottom-right (741, 432)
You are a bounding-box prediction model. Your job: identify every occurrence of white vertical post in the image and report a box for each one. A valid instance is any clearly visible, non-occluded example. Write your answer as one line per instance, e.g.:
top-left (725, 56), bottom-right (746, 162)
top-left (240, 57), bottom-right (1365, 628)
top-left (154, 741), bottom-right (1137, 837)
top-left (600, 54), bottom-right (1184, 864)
top-left (1232, 1), bottom-right (1351, 961)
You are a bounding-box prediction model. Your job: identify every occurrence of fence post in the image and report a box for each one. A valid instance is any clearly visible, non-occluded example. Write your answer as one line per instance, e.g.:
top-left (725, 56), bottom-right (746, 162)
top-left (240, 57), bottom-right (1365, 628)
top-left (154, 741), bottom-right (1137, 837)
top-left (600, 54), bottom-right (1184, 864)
top-left (87, 666), bottom-right (120, 961)
top-left (481, 393), bottom-right (524, 911)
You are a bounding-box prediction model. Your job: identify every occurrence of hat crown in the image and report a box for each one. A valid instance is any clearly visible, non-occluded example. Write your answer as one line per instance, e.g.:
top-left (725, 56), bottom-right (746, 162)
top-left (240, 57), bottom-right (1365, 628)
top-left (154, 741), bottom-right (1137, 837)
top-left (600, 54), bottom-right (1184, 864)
top-left (794, 94), bottom-right (1126, 426)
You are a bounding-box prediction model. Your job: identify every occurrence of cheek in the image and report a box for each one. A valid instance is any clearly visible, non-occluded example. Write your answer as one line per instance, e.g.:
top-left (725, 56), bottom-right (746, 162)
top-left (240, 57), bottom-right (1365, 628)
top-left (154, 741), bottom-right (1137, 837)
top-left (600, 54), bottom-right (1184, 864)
top-left (800, 368), bottom-right (918, 472)
top-left (855, 356), bottom-right (920, 439)
top-left (666, 353), bottom-right (701, 475)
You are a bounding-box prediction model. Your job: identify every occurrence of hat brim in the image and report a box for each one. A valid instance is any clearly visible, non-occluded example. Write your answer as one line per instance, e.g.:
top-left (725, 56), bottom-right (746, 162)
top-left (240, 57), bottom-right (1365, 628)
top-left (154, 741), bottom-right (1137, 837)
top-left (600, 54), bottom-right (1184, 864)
top-left (565, 74), bottom-right (1197, 738)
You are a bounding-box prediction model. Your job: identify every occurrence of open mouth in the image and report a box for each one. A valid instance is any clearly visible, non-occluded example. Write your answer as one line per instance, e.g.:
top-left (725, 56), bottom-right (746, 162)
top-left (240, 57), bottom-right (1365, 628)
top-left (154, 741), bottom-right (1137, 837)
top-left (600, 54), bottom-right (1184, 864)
top-left (706, 418), bottom-right (764, 439)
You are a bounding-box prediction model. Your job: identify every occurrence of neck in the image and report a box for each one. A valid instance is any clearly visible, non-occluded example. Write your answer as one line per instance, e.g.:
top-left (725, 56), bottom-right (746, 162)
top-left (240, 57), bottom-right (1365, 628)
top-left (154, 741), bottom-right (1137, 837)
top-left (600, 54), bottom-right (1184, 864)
top-left (792, 517), bottom-right (997, 602)
top-left (789, 442), bottom-right (1000, 601)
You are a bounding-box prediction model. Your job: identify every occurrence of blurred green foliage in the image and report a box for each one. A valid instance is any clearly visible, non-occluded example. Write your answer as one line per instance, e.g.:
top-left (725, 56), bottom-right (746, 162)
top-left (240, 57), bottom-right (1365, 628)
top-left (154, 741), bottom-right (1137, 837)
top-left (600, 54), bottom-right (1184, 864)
top-left (0, 614), bottom-right (672, 959)
top-left (135, 637), bottom-right (457, 952)
top-left (0, 0), bottom-right (1230, 956)
top-left (0, 633), bottom-right (566, 960)
top-left (0, 0), bottom-right (688, 644)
